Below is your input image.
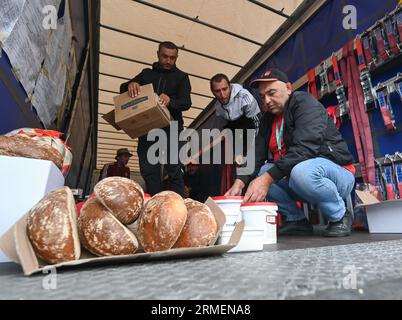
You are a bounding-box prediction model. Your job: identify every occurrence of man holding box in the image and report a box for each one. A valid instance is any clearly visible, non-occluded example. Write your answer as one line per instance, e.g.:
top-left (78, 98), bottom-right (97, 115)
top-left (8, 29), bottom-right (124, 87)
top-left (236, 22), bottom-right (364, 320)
top-left (120, 41), bottom-right (192, 196)
top-left (225, 69), bottom-right (356, 237)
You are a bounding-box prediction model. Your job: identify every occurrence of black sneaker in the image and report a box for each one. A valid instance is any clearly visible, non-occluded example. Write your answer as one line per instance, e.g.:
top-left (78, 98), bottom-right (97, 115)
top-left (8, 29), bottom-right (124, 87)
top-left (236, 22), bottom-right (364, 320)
top-left (278, 218), bottom-right (314, 236)
top-left (322, 212), bottom-right (352, 237)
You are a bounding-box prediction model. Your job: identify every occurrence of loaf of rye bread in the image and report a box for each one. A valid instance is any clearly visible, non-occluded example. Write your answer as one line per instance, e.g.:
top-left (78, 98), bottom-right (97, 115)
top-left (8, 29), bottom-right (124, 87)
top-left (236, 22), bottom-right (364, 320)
top-left (94, 177), bottom-right (144, 225)
top-left (138, 191), bottom-right (188, 252)
top-left (174, 198), bottom-right (218, 248)
top-left (0, 135), bottom-right (63, 169)
top-left (26, 187), bottom-right (81, 264)
top-left (78, 198), bottom-right (139, 256)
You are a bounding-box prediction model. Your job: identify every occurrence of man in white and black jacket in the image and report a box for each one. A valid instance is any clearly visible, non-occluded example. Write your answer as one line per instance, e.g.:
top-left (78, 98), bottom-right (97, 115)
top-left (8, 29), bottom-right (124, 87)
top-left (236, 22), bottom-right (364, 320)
top-left (225, 69), bottom-right (356, 237)
top-left (120, 41), bottom-right (191, 197)
top-left (210, 73), bottom-right (261, 133)
top-left (210, 73), bottom-right (262, 163)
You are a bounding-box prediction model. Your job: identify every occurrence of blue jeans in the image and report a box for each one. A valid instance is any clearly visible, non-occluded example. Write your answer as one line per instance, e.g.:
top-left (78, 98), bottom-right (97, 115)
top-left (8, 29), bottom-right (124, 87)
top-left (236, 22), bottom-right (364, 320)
top-left (257, 158), bottom-right (355, 222)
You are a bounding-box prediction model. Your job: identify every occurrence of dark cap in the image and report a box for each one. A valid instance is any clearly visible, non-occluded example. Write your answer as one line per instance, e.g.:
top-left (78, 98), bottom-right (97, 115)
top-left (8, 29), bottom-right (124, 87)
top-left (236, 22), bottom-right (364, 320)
top-left (115, 148), bottom-right (133, 159)
top-left (250, 69), bottom-right (289, 87)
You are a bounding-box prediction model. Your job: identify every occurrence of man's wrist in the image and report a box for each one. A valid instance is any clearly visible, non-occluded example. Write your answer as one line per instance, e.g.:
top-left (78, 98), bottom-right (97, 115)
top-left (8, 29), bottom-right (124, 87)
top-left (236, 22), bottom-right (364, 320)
top-left (261, 172), bottom-right (274, 186)
top-left (235, 179), bottom-right (245, 189)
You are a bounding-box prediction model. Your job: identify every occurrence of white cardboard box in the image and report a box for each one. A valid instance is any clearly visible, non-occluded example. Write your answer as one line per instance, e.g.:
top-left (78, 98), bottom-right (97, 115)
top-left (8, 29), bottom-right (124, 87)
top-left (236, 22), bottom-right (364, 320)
top-left (355, 190), bottom-right (402, 233)
top-left (0, 156), bottom-right (65, 262)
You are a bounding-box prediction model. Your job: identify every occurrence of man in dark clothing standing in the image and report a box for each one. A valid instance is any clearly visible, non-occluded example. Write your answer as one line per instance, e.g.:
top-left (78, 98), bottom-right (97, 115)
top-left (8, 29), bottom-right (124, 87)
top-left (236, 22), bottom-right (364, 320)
top-left (120, 41), bottom-right (191, 196)
top-left (183, 161), bottom-right (206, 202)
top-left (225, 69), bottom-right (356, 237)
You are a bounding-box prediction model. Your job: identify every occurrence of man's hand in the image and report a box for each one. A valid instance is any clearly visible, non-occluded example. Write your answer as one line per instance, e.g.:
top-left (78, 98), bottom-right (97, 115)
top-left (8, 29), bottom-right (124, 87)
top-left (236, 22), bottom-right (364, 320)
top-left (128, 82), bottom-right (141, 98)
top-left (224, 179), bottom-right (245, 196)
top-left (158, 93), bottom-right (171, 107)
top-left (243, 173), bottom-right (273, 203)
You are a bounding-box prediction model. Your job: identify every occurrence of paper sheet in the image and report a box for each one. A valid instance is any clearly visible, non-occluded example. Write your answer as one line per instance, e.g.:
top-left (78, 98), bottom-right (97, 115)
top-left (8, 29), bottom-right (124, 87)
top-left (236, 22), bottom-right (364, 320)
top-left (2, 0), bottom-right (61, 98)
top-left (31, 0), bottom-right (73, 127)
top-left (0, 0), bottom-right (26, 43)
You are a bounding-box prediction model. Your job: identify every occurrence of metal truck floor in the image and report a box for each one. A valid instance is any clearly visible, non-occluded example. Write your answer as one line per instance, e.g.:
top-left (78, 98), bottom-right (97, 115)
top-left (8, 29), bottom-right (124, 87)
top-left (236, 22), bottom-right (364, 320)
top-left (1, 230), bottom-right (402, 300)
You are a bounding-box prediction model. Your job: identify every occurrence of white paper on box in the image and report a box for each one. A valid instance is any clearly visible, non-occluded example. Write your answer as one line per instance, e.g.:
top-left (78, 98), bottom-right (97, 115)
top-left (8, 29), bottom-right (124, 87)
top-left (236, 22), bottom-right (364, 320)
top-left (0, 156), bottom-right (65, 262)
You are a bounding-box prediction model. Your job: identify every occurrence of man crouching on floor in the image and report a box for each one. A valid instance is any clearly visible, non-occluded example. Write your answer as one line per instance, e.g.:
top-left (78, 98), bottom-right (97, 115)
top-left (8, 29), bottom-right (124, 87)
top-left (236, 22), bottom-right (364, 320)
top-left (225, 69), bottom-right (356, 237)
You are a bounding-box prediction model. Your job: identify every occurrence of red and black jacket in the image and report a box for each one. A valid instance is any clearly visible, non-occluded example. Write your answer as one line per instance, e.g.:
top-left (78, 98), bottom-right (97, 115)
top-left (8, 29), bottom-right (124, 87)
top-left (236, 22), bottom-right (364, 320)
top-left (237, 91), bottom-right (355, 185)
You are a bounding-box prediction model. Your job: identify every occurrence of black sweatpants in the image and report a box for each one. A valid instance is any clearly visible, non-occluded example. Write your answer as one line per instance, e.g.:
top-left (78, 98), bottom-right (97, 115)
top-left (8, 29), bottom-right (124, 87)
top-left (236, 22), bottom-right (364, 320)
top-left (137, 132), bottom-right (184, 197)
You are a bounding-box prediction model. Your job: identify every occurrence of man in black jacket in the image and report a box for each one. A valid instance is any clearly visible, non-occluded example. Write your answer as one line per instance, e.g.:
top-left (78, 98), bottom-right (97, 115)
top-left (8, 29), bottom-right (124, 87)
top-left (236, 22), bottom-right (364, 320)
top-left (120, 41), bottom-right (191, 196)
top-left (225, 69), bottom-right (356, 237)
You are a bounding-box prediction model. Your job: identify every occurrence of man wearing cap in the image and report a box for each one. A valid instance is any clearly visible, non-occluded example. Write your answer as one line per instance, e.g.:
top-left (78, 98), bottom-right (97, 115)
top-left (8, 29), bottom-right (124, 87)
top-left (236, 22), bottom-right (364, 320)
top-left (98, 148), bottom-right (132, 181)
top-left (225, 69), bottom-right (356, 237)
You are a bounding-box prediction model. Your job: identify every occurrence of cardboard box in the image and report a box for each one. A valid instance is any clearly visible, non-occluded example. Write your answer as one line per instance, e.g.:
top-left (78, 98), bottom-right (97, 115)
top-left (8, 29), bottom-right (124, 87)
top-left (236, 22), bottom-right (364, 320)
top-left (0, 156), bottom-right (65, 263)
top-left (0, 198), bottom-right (244, 276)
top-left (102, 84), bottom-right (172, 139)
top-left (355, 190), bottom-right (402, 233)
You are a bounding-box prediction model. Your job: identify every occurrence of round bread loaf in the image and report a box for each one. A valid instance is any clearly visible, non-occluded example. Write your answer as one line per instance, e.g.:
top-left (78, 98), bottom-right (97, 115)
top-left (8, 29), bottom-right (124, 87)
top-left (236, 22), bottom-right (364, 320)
top-left (0, 135), bottom-right (63, 169)
top-left (174, 199), bottom-right (218, 248)
top-left (138, 191), bottom-right (187, 252)
top-left (78, 198), bottom-right (139, 256)
top-left (94, 177), bottom-right (144, 225)
top-left (26, 187), bottom-right (81, 264)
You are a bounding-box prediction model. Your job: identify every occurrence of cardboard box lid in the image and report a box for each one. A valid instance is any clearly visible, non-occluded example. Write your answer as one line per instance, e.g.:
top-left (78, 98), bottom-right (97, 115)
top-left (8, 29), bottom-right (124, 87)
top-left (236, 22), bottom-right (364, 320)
top-left (355, 190), bottom-right (381, 208)
top-left (0, 197), bottom-right (244, 276)
top-left (355, 189), bottom-right (402, 209)
top-left (102, 111), bottom-right (122, 131)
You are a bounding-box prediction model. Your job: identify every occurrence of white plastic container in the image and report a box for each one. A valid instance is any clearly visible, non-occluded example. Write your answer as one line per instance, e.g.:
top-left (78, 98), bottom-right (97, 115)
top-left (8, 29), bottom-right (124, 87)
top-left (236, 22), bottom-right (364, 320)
top-left (241, 202), bottom-right (278, 245)
top-left (217, 225), bottom-right (264, 253)
top-left (0, 156), bottom-right (65, 262)
top-left (212, 196), bottom-right (244, 227)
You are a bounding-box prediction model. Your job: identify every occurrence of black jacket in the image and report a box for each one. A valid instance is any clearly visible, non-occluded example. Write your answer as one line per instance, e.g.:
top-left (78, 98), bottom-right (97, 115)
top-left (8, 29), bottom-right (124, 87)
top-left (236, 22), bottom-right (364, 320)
top-left (120, 62), bottom-right (192, 130)
top-left (237, 91), bottom-right (355, 185)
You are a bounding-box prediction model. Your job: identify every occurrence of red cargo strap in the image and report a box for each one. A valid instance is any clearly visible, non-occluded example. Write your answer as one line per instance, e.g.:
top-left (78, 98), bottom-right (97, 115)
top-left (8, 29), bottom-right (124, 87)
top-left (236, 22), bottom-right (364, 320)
top-left (307, 68), bottom-right (318, 99)
top-left (332, 55), bottom-right (342, 85)
top-left (220, 138), bottom-right (231, 195)
top-left (342, 40), bottom-right (375, 185)
top-left (375, 163), bottom-right (384, 201)
top-left (227, 164), bottom-right (232, 190)
top-left (386, 185), bottom-right (395, 200)
top-left (396, 163), bottom-right (402, 197)
top-left (384, 156), bottom-right (396, 200)
top-left (384, 18), bottom-right (400, 55)
top-left (326, 105), bottom-right (341, 129)
top-left (355, 37), bottom-right (367, 71)
top-left (355, 36), bottom-right (377, 110)
top-left (397, 9), bottom-right (402, 46)
top-left (332, 55), bottom-right (349, 117)
top-left (395, 152), bottom-right (402, 198)
top-left (220, 164), bottom-right (231, 195)
top-left (373, 25), bottom-right (390, 62)
top-left (376, 89), bottom-right (396, 130)
top-left (327, 66), bottom-right (334, 83)
top-left (361, 33), bottom-right (375, 68)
